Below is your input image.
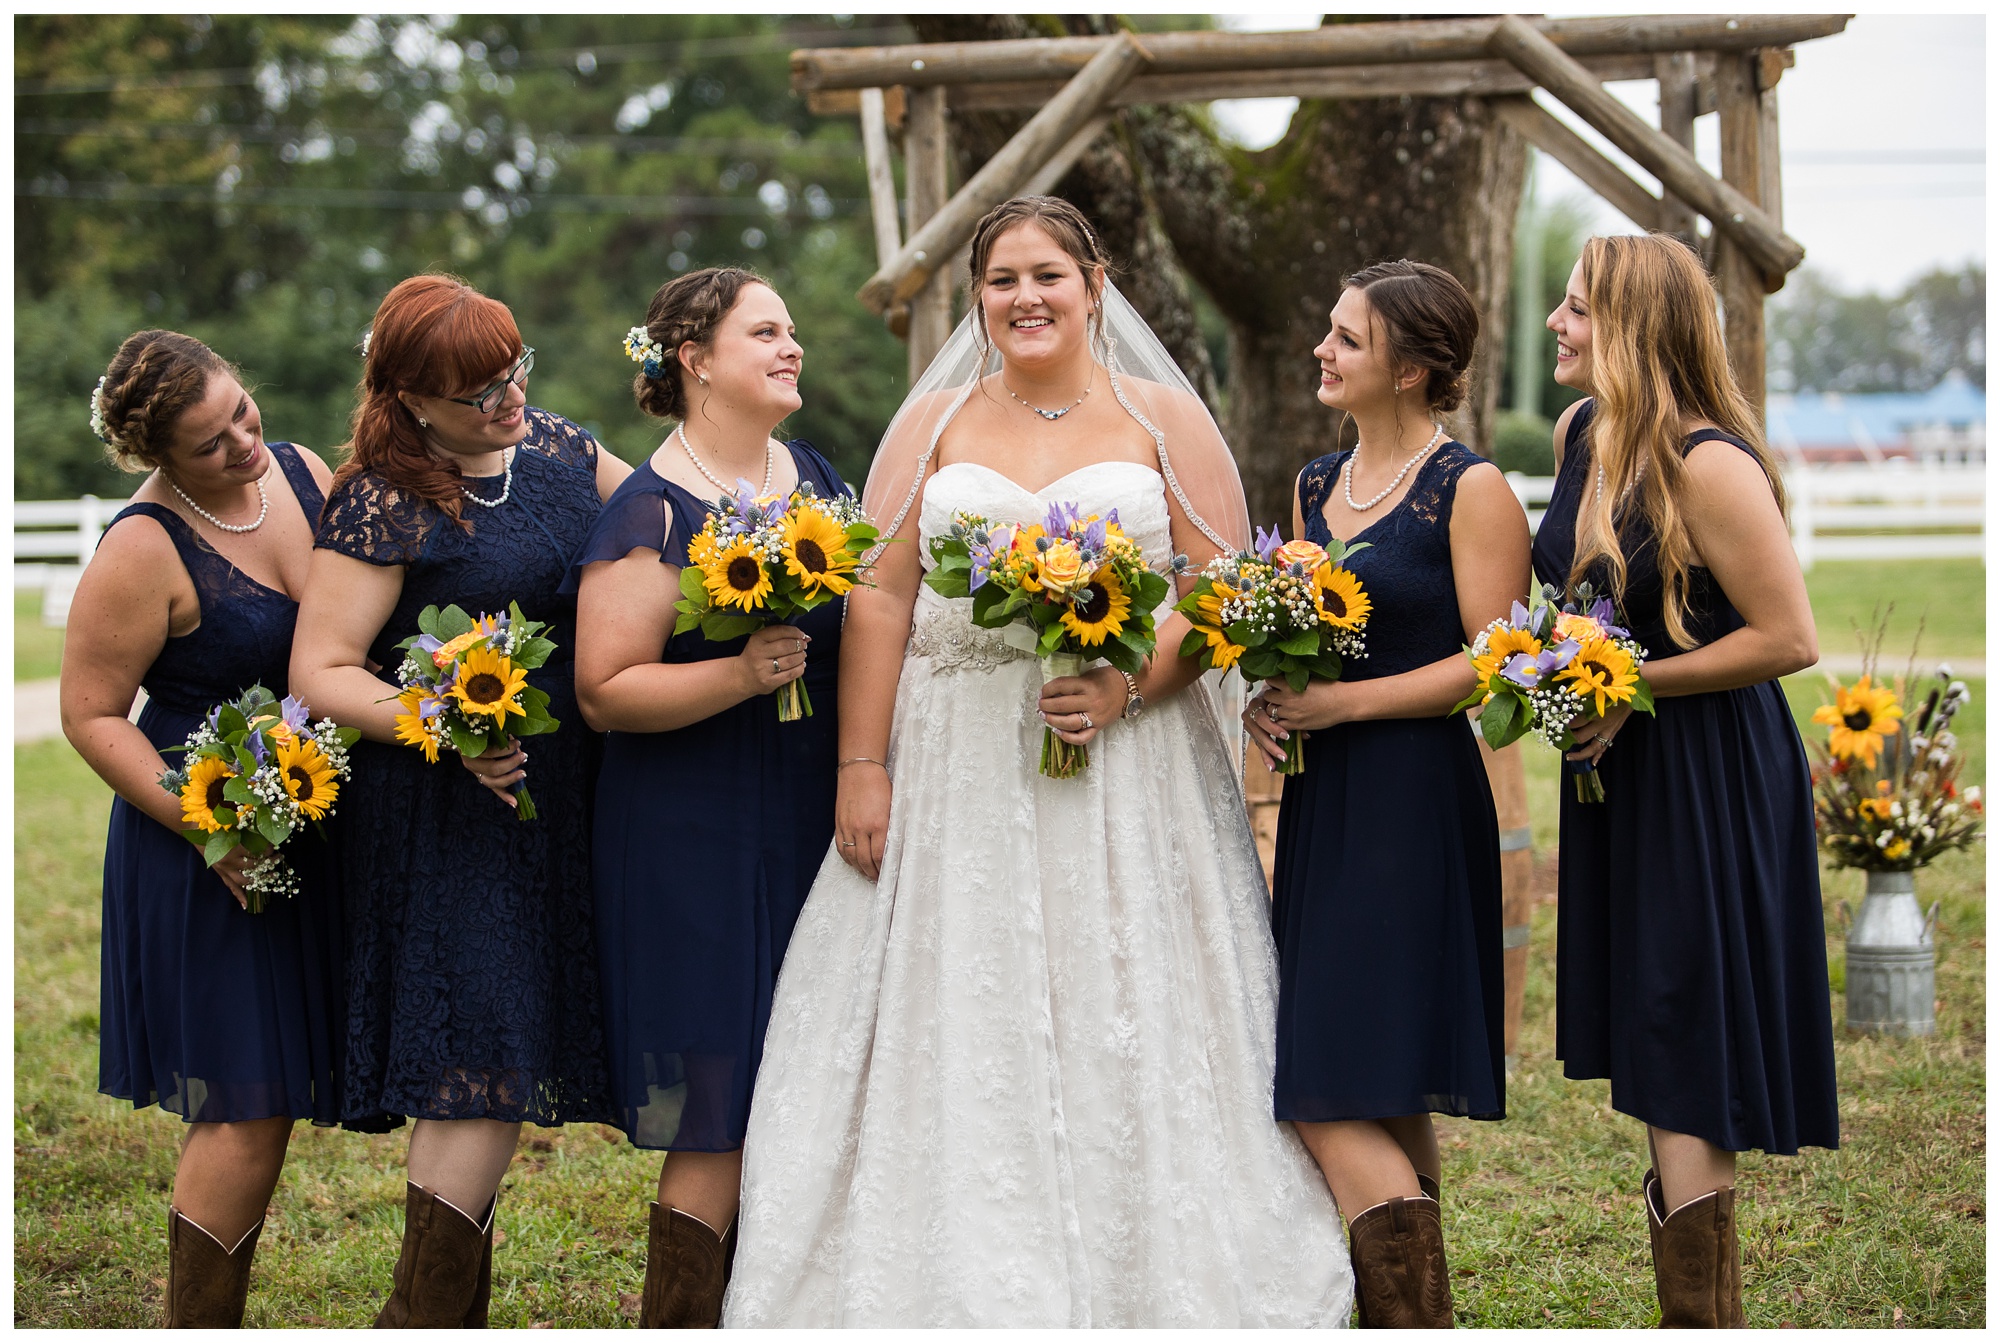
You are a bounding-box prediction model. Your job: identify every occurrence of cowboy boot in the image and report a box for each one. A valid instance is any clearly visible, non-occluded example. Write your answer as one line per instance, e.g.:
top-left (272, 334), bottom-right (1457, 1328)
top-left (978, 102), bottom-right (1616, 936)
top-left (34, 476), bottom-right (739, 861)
top-left (1418, 1172), bottom-right (1441, 1204)
top-left (1347, 1195), bottom-right (1455, 1328)
top-left (373, 1183), bottom-right (494, 1328)
top-left (639, 1204), bottom-right (730, 1328)
top-left (1646, 1173), bottom-right (1745, 1328)
top-left (165, 1207), bottom-right (263, 1328)
top-left (463, 1195), bottom-right (498, 1327)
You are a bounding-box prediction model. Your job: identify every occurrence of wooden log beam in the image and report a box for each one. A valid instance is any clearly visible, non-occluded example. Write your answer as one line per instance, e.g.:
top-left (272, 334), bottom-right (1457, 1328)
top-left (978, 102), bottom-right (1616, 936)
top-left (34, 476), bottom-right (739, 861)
top-left (904, 86), bottom-right (952, 375)
top-left (1654, 52), bottom-right (1700, 240)
top-left (792, 14), bottom-right (1850, 92)
top-left (1487, 15), bottom-right (1804, 280)
top-left (858, 88), bottom-right (901, 270)
top-left (1716, 51), bottom-right (1769, 410)
top-left (857, 32), bottom-right (1150, 316)
top-left (1021, 114), bottom-right (1112, 198)
top-left (1493, 96), bottom-right (1662, 232)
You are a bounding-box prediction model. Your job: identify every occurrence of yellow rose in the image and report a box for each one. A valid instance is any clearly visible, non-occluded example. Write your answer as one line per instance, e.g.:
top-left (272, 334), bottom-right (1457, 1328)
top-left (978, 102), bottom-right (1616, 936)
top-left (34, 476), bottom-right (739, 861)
top-left (1554, 611), bottom-right (1606, 645)
top-left (1273, 539), bottom-right (1329, 572)
top-left (1036, 540), bottom-right (1088, 596)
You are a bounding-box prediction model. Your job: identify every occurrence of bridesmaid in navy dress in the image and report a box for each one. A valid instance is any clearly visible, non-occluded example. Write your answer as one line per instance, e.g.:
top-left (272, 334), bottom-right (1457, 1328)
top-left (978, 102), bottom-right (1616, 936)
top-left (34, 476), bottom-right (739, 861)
top-left (1537, 234), bottom-right (1833, 1327)
top-left (291, 275), bottom-right (631, 1326)
top-left (567, 269), bottom-right (842, 1327)
top-left (65, 331), bottom-right (341, 1326)
top-left (1244, 262), bottom-right (1529, 1328)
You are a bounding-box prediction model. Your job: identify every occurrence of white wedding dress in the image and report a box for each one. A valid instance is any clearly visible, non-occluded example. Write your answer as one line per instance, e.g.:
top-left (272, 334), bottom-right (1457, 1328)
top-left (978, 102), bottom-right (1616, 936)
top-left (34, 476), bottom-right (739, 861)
top-left (723, 459), bottom-right (1353, 1327)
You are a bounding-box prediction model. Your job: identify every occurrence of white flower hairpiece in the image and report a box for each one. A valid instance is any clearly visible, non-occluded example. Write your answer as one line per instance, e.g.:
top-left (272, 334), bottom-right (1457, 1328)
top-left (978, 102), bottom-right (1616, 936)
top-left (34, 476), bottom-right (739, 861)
top-left (624, 325), bottom-right (666, 379)
top-left (360, 329), bottom-right (372, 358)
top-left (88, 374), bottom-right (116, 446)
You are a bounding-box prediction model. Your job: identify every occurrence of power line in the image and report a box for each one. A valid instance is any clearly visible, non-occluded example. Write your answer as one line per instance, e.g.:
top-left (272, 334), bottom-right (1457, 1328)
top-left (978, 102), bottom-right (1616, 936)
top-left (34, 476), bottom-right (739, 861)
top-left (15, 180), bottom-right (866, 217)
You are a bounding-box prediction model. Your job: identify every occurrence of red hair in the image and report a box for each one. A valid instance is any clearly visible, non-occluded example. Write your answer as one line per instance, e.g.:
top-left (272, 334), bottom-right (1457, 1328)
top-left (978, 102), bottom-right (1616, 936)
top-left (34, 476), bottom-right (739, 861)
top-left (335, 274), bottom-right (524, 526)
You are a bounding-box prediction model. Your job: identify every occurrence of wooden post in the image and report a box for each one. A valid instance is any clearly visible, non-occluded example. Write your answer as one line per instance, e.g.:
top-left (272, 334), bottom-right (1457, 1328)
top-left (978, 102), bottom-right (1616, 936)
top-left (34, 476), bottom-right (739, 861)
top-left (1477, 732), bottom-right (1536, 1072)
top-left (857, 32), bottom-right (1150, 315)
top-left (1654, 51), bottom-right (1700, 242)
top-left (1715, 50), bottom-right (1767, 412)
top-left (858, 87), bottom-right (902, 269)
top-left (904, 84), bottom-right (952, 381)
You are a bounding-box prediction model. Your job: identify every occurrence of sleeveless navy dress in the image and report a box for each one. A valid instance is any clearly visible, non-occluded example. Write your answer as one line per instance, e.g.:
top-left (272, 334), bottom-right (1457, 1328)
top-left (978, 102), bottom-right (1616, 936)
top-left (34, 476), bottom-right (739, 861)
top-left (1270, 442), bottom-right (1506, 1123)
top-left (314, 407), bottom-right (612, 1129)
top-left (98, 440), bottom-right (347, 1126)
top-left (1532, 402), bottom-right (1838, 1154)
top-left (560, 442), bottom-right (845, 1151)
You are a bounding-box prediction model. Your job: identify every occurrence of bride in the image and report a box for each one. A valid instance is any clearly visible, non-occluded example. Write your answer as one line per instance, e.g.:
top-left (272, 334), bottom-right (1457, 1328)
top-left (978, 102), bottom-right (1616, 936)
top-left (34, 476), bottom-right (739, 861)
top-left (723, 196), bottom-right (1353, 1327)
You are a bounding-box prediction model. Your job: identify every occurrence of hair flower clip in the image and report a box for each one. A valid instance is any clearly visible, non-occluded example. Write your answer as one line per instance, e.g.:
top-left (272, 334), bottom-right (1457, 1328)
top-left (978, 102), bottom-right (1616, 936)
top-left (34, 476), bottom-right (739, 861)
top-left (88, 374), bottom-right (116, 446)
top-left (360, 329), bottom-right (373, 359)
top-left (624, 325), bottom-right (665, 380)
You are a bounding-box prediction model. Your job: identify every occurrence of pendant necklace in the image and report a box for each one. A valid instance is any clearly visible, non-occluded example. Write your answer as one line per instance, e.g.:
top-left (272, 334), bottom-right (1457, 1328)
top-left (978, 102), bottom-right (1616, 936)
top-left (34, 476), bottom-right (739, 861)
top-left (1005, 377), bottom-right (1091, 422)
top-left (679, 421), bottom-right (773, 497)
top-left (169, 472), bottom-right (269, 533)
top-left (1343, 422), bottom-right (1445, 512)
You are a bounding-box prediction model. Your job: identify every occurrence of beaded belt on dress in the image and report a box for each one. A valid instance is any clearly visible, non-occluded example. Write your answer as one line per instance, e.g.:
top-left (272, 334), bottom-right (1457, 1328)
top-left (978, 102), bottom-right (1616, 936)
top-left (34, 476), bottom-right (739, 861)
top-left (904, 599), bottom-right (1035, 674)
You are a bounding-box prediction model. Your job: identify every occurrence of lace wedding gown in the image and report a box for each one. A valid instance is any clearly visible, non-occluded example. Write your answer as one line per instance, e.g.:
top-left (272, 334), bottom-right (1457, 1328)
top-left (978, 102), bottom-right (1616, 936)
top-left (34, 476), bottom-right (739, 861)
top-left (723, 459), bottom-right (1353, 1327)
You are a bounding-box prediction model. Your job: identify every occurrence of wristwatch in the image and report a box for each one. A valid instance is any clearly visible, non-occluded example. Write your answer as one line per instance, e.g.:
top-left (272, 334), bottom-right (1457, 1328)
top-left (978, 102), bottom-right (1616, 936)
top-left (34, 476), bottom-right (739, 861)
top-left (1120, 670), bottom-right (1146, 720)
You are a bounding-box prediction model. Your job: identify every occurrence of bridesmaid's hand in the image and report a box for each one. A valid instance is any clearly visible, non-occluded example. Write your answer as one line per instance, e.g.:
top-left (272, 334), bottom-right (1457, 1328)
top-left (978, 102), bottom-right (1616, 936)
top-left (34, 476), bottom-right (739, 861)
top-left (1242, 692), bottom-right (1290, 768)
top-left (1260, 677), bottom-right (1351, 734)
top-left (461, 736), bottom-right (527, 809)
top-left (737, 626), bottom-right (810, 698)
top-left (1564, 702), bottom-right (1634, 763)
top-left (211, 847), bottom-right (255, 910)
top-left (1038, 667), bottom-right (1126, 747)
top-left (835, 762), bottom-right (891, 882)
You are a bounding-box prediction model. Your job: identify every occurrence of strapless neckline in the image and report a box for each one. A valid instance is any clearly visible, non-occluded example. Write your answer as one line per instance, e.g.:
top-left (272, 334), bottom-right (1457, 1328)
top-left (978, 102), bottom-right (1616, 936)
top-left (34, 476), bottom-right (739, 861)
top-left (930, 458), bottom-right (1163, 500)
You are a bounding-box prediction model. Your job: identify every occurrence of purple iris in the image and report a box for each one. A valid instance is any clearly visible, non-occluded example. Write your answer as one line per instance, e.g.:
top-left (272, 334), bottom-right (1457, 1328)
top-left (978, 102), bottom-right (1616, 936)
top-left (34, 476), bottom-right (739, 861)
top-left (1509, 600), bottom-right (1534, 630)
top-left (1078, 513), bottom-right (1108, 553)
top-left (247, 731), bottom-right (270, 767)
top-left (1044, 500), bottom-right (1085, 537)
top-left (1586, 596), bottom-right (1630, 638)
top-left (1254, 526), bottom-right (1284, 563)
top-left (279, 694), bottom-right (311, 730)
top-left (1499, 638), bottom-right (1581, 689)
top-left (415, 632), bottom-right (444, 657)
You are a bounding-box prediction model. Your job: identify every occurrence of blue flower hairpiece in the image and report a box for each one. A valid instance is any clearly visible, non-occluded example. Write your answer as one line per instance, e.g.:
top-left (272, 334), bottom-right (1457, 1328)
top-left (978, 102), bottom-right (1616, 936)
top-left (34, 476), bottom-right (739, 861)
top-left (624, 325), bottom-right (666, 380)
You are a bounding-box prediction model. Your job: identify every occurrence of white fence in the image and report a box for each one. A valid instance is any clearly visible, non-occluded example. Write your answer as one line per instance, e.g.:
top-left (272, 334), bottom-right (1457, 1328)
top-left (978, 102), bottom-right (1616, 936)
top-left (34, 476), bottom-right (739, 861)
top-left (1505, 463), bottom-right (1985, 572)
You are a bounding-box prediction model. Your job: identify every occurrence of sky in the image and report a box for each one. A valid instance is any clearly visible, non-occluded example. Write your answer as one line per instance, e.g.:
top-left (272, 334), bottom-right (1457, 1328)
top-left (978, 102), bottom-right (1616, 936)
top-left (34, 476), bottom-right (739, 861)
top-left (1209, 12), bottom-right (1986, 295)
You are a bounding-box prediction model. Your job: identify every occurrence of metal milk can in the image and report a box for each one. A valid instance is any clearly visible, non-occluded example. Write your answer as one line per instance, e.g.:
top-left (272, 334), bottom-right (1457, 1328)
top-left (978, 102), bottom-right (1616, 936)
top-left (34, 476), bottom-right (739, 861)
top-left (1844, 870), bottom-right (1938, 1036)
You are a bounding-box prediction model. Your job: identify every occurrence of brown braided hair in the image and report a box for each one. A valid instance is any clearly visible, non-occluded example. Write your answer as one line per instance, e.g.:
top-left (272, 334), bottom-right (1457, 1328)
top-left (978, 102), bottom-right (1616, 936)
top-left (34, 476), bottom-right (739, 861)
top-left (93, 331), bottom-right (239, 473)
top-left (631, 267), bottom-right (771, 421)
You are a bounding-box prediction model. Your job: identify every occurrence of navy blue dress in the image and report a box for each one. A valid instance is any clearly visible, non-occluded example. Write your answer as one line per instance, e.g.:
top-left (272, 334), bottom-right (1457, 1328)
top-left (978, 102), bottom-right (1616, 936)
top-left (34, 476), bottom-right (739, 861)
top-left (560, 442), bottom-right (845, 1151)
top-left (1532, 402), bottom-right (1838, 1155)
top-left (98, 440), bottom-right (347, 1126)
top-left (314, 407), bottom-right (612, 1128)
top-left (1270, 443), bottom-right (1507, 1123)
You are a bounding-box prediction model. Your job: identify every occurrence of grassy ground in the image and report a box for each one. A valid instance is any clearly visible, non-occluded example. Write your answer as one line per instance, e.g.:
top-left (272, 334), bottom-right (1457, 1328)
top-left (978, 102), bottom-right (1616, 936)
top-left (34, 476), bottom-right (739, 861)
top-left (17, 589), bottom-right (66, 681)
top-left (15, 561), bottom-right (1986, 1326)
top-left (1804, 558), bottom-right (1985, 661)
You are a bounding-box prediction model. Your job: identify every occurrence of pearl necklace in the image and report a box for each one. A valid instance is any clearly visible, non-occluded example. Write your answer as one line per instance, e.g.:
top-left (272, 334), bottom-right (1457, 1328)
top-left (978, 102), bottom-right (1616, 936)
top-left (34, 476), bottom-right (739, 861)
top-left (1343, 422), bottom-right (1445, 512)
top-left (459, 446), bottom-right (516, 509)
top-left (1004, 378), bottom-right (1090, 421)
top-left (169, 472), bottom-right (269, 533)
top-left (678, 422), bottom-right (773, 497)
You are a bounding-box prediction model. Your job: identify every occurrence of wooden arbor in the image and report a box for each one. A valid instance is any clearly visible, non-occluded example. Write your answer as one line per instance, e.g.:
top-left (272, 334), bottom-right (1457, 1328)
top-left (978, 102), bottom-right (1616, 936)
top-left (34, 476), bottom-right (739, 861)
top-left (796, 12), bottom-right (1850, 405)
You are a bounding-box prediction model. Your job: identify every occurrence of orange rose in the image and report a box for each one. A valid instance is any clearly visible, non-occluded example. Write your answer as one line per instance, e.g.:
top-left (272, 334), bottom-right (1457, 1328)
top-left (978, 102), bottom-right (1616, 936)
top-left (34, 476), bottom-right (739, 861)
top-left (1036, 540), bottom-right (1089, 596)
top-left (1274, 539), bottom-right (1329, 572)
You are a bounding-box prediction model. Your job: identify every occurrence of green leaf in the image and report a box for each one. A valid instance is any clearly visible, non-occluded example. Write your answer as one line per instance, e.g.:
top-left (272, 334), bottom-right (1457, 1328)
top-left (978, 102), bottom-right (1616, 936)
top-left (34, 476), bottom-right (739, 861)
top-left (679, 565), bottom-right (709, 603)
top-left (1276, 627), bottom-right (1322, 657)
top-left (333, 727), bottom-right (363, 749)
top-left (447, 721), bottom-right (488, 758)
top-left (673, 611), bottom-right (701, 637)
top-left (1628, 679), bottom-right (1656, 715)
top-left (702, 612), bottom-right (765, 643)
top-left (434, 604), bottom-right (475, 640)
top-left (215, 704), bottom-right (249, 739)
top-left (1480, 693), bottom-right (1528, 750)
top-left (203, 829), bottom-right (239, 867)
top-left (512, 635), bottom-right (556, 669)
top-left (222, 776), bottom-right (257, 807)
top-left (256, 806), bottom-right (292, 848)
top-left (1179, 628), bottom-right (1207, 660)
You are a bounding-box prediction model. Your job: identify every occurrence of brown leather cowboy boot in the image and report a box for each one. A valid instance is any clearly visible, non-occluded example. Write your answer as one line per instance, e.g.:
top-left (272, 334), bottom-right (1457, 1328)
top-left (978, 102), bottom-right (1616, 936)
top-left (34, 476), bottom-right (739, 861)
top-left (639, 1204), bottom-right (731, 1328)
top-left (1418, 1172), bottom-right (1441, 1204)
top-left (1347, 1195), bottom-right (1455, 1328)
top-left (463, 1195), bottom-right (498, 1327)
top-left (373, 1183), bottom-right (494, 1328)
top-left (165, 1207), bottom-right (263, 1327)
top-left (1646, 1171), bottom-right (1745, 1328)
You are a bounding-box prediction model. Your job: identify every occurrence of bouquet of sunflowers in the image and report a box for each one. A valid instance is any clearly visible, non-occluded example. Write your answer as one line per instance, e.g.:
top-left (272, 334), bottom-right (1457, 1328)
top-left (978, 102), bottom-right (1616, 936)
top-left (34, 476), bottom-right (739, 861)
top-left (924, 500), bottom-right (1176, 778)
top-left (391, 602), bottom-right (559, 819)
top-left (159, 685), bottom-right (357, 912)
top-left (1173, 526), bottom-right (1372, 775)
top-left (674, 477), bottom-right (878, 721)
top-left (1457, 583), bottom-right (1654, 802)
top-left (1809, 631), bottom-right (1982, 870)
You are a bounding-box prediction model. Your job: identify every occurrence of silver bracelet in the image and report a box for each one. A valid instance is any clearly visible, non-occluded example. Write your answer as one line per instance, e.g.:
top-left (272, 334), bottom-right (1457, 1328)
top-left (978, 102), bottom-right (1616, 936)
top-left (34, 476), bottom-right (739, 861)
top-left (837, 756), bottom-right (888, 772)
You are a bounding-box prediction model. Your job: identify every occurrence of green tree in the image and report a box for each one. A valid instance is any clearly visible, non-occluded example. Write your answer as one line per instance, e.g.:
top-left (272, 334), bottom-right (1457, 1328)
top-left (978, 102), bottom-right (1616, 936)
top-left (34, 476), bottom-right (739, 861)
top-left (1767, 262), bottom-right (1985, 394)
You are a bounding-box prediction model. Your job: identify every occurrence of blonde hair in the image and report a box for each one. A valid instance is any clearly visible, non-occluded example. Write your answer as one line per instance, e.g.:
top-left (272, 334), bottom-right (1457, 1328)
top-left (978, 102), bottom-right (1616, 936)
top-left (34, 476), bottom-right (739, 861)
top-left (1572, 233), bottom-right (1787, 650)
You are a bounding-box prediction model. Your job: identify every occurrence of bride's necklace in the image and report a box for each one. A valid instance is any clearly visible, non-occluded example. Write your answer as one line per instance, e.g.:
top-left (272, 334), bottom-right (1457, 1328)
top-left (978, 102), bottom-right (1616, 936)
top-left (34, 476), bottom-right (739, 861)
top-left (679, 422), bottom-right (773, 497)
top-left (1004, 376), bottom-right (1090, 422)
top-left (169, 471), bottom-right (268, 533)
top-left (458, 446), bottom-right (516, 509)
top-left (1343, 422), bottom-right (1445, 512)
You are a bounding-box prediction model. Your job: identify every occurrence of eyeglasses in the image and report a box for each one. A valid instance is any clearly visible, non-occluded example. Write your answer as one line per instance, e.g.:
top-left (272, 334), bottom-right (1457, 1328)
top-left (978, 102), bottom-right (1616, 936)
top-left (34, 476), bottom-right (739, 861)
top-left (445, 348), bottom-right (535, 414)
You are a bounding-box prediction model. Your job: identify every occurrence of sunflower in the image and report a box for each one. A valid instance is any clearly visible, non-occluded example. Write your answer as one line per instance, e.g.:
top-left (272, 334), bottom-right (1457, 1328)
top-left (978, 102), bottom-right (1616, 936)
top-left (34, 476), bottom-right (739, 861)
top-left (1187, 579), bottom-right (1245, 670)
top-left (393, 687), bottom-right (441, 763)
top-left (1472, 625), bottom-right (1542, 684)
top-left (700, 536), bottom-right (773, 612)
top-left (685, 523), bottom-right (720, 572)
top-left (449, 645), bottom-right (529, 723)
top-left (1316, 565), bottom-right (1372, 630)
top-left (1558, 637), bottom-right (1640, 717)
top-left (1812, 675), bottom-right (1901, 769)
top-left (180, 755), bottom-right (238, 834)
top-left (1059, 566), bottom-right (1133, 646)
top-left (277, 736), bottom-right (340, 820)
top-left (782, 506), bottom-right (857, 597)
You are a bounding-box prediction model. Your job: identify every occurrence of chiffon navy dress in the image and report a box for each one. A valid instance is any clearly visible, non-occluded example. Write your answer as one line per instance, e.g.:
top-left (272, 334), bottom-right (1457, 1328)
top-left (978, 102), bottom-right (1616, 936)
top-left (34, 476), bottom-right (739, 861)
top-left (1269, 442), bottom-right (1506, 1123)
top-left (314, 407), bottom-right (612, 1129)
top-left (560, 441), bottom-right (845, 1151)
top-left (98, 440), bottom-right (347, 1126)
top-left (1532, 402), bottom-right (1838, 1154)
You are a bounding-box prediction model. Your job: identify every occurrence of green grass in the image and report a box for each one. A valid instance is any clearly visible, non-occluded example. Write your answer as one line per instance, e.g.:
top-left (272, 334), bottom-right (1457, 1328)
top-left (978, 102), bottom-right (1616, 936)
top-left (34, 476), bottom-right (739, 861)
top-left (1805, 558), bottom-right (1984, 661)
top-left (17, 589), bottom-right (67, 682)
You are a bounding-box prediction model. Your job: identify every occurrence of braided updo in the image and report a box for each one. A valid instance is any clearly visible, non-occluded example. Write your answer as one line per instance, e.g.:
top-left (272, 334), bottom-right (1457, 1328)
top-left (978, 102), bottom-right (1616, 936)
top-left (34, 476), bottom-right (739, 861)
top-left (1341, 260), bottom-right (1480, 414)
top-left (631, 267), bottom-right (771, 421)
top-left (92, 331), bottom-right (238, 472)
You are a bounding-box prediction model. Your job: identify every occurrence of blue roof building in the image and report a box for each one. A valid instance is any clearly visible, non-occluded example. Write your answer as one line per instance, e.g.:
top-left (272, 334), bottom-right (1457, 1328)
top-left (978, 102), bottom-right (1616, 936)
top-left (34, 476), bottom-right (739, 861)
top-left (1766, 372), bottom-right (1986, 465)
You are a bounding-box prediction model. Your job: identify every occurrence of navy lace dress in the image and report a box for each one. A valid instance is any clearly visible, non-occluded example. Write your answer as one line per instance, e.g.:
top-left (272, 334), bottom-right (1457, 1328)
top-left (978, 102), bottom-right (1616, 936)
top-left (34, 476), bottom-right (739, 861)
top-left (560, 443), bottom-right (845, 1151)
top-left (1270, 442), bottom-right (1506, 1123)
top-left (1532, 402), bottom-right (1838, 1154)
top-left (98, 440), bottom-right (347, 1126)
top-left (315, 407), bottom-right (612, 1129)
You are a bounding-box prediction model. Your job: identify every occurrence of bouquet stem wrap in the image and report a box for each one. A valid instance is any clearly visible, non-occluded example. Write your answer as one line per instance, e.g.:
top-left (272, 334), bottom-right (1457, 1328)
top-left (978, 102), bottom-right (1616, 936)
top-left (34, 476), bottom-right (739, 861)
top-left (777, 675), bottom-right (812, 724)
top-left (1039, 651), bottom-right (1089, 780)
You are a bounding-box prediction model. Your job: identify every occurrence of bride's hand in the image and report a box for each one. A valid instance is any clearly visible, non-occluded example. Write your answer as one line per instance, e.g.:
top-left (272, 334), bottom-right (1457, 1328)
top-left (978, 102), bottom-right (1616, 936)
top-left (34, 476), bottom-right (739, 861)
top-left (1039, 667), bottom-right (1126, 747)
top-left (1242, 693), bottom-right (1289, 768)
top-left (835, 760), bottom-right (891, 882)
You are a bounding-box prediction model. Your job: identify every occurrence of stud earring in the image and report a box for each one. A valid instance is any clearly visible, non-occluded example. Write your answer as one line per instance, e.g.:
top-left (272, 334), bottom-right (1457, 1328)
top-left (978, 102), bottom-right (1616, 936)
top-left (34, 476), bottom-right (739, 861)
top-left (698, 374), bottom-right (708, 385)
top-left (418, 417), bottom-right (429, 427)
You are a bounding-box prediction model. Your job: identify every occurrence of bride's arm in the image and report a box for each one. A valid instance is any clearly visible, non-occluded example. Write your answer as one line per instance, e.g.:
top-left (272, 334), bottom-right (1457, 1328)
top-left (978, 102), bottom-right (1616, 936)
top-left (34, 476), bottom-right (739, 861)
top-left (834, 523), bottom-right (922, 882)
